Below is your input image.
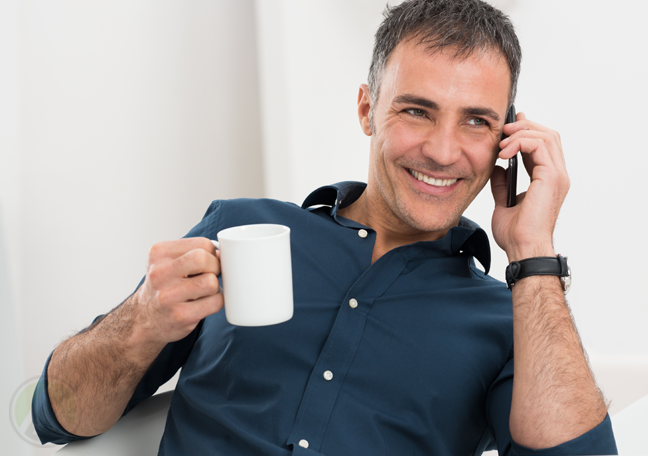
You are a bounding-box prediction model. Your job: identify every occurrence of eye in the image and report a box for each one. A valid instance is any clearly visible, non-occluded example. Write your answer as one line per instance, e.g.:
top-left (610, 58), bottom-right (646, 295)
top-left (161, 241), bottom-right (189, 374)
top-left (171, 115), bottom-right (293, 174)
top-left (466, 117), bottom-right (489, 127)
top-left (405, 108), bottom-right (426, 117)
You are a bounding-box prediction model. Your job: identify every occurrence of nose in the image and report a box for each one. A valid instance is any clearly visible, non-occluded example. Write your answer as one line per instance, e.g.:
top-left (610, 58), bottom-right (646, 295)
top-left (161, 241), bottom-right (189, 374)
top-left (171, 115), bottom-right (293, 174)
top-left (420, 122), bottom-right (462, 166)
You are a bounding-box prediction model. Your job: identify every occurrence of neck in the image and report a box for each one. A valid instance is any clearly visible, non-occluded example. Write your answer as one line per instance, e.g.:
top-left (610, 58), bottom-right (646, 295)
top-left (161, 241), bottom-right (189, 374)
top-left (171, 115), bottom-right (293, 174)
top-left (337, 192), bottom-right (453, 264)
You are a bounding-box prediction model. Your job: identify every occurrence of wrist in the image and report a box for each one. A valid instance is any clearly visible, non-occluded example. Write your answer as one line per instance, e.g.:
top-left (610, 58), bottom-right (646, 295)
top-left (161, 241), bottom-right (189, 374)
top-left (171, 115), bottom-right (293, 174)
top-left (505, 255), bottom-right (571, 294)
top-left (506, 243), bottom-right (555, 263)
top-left (109, 294), bottom-right (167, 362)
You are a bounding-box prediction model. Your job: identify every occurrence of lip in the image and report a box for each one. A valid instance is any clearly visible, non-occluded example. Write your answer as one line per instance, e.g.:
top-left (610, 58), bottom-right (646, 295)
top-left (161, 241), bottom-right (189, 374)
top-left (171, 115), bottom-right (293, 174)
top-left (405, 167), bottom-right (461, 195)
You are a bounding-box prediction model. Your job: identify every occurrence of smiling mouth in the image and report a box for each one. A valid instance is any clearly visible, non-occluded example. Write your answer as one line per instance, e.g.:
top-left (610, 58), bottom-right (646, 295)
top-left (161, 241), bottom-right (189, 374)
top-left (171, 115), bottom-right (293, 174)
top-left (409, 169), bottom-right (458, 187)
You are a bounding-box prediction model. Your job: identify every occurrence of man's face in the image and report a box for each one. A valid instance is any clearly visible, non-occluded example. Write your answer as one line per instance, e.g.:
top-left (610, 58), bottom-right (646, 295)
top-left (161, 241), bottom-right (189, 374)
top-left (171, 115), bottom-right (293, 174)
top-left (359, 40), bottom-right (511, 237)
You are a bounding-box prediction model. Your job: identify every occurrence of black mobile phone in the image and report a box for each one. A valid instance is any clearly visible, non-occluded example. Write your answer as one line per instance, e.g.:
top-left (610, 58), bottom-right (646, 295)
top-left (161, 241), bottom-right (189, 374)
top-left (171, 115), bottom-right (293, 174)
top-left (505, 105), bottom-right (518, 207)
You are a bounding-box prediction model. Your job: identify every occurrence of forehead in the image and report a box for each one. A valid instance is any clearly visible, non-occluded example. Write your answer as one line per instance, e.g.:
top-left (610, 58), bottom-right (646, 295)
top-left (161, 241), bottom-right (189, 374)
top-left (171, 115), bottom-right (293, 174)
top-left (379, 40), bottom-right (511, 112)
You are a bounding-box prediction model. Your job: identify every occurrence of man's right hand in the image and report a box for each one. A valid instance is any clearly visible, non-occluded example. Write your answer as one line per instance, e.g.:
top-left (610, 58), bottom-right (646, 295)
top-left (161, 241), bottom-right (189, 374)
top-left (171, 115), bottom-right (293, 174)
top-left (134, 237), bottom-right (224, 345)
top-left (46, 237), bottom-right (223, 437)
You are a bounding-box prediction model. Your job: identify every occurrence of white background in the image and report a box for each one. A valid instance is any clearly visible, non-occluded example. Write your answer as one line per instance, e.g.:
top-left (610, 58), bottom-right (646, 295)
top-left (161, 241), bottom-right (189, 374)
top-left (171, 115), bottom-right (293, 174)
top-left (1, 1), bottom-right (646, 454)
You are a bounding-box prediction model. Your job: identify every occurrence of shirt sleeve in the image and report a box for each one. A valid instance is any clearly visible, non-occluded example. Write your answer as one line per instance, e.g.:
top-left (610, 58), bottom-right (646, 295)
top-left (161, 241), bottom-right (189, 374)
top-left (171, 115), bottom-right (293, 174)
top-left (31, 353), bottom-right (92, 445)
top-left (485, 357), bottom-right (618, 455)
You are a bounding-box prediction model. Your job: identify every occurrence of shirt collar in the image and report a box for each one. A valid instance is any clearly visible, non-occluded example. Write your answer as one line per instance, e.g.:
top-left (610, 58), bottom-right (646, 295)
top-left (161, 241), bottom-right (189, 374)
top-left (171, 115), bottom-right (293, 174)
top-left (301, 181), bottom-right (366, 215)
top-left (301, 181), bottom-right (491, 273)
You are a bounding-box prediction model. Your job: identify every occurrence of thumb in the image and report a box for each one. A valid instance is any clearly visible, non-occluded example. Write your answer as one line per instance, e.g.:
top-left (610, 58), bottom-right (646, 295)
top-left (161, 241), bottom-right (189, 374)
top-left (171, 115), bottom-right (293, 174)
top-left (490, 165), bottom-right (508, 208)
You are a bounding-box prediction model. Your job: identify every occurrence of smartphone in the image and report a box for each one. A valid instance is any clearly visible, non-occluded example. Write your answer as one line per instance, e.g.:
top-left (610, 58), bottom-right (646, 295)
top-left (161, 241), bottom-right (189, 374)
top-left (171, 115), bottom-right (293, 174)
top-left (505, 105), bottom-right (518, 207)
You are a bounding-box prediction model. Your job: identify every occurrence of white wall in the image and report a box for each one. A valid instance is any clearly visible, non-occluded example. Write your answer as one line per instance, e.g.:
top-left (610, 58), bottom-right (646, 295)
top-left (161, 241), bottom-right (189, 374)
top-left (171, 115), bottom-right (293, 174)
top-left (1, 1), bottom-right (263, 454)
top-left (1, 0), bottom-right (34, 453)
top-left (1, 1), bottom-right (647, 454)
top-left (256, 0), bottom-right (384, 200)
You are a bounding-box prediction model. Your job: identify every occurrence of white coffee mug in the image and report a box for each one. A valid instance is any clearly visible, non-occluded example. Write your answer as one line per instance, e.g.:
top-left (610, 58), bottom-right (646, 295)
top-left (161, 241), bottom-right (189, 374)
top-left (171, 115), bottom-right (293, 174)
top-left (211, 224), bottom-right (293, 326)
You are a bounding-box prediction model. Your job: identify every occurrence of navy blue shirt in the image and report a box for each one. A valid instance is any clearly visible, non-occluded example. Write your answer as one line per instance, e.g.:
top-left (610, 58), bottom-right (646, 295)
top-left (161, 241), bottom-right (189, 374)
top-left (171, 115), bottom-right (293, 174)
top-left (33, 182), bottom-right (616, 455)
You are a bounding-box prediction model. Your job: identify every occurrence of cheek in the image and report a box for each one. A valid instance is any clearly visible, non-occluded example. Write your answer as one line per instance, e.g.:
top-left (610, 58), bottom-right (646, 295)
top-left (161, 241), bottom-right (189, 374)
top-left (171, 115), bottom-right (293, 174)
top-left (379, 123), bottom-right (424, 162)
top-left (468, 145), bottom-right (498, 179)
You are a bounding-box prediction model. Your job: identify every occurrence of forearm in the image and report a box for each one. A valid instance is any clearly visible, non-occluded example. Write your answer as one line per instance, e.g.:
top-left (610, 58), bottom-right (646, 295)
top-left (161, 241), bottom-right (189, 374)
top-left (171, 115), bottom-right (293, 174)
top-left (509, 275), bottom-right (607, 449)
top-left (47, 295), bottom-right (166, 437)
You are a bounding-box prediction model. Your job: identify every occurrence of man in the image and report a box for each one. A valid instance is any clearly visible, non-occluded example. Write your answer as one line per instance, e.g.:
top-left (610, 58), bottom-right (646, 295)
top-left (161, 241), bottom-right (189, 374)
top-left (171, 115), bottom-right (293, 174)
top-left (33, 0), bottom-right (617, 454)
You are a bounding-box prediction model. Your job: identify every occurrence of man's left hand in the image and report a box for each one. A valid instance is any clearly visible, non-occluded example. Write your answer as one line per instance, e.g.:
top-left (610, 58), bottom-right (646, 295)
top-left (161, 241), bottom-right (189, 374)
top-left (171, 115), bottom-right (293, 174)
top-left (490, 112), bottom-right (570, 262)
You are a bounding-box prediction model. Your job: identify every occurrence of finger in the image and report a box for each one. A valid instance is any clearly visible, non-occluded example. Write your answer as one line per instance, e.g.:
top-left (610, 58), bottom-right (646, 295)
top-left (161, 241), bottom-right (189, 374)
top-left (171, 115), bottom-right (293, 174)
top-left (173, 248), bottom-right (220, 278)
top-left (512, 190), bottom-right (527, 206)
top-left (501, 125), bottom-right (563, 157)
top-left (502, 117), bottom-right (556, 138)
top-left (181, 292), bottom-right (224, 321)
top-left (511, 139), bottom-right (569, 199)
top-left (149, 237), bottom-right (217, 263)
top-left (157, 271), bottom-right (221, 306)
top-left (503, 126), bottom-right (563, 170)
top-left (499, 138), bottom-right (548, 186)
top-left (147, 248), bottom-right (219, 298)
top-left (520, 138), bottom-right (568, 185)
top-left (502, 139), bottom-right (566, 191)
top-left (520, 149), bottom-right (535, 179)
top-left (523, 138), bottom-right (550, 180)
top-left (166, 293), bottom-right (225, 333)
top-left (490, 165), bottom-right (508, 208)
top-left (500, 137), bottom-right (553, 168)
top-left (499, 129), bottom-right (558, 155)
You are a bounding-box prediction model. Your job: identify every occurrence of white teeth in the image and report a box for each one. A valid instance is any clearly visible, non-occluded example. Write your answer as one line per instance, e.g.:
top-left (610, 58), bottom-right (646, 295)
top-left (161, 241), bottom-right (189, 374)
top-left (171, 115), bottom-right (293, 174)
top-left (410, 169), bottom-right (457, 187)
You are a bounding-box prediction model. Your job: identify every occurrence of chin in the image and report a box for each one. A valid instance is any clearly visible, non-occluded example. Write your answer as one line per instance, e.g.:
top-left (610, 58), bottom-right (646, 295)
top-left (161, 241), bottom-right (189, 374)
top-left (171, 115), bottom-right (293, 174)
top-left (414, 220), bottom-right (458, 235)
top-left (397, 207), bottom-right (461, 235)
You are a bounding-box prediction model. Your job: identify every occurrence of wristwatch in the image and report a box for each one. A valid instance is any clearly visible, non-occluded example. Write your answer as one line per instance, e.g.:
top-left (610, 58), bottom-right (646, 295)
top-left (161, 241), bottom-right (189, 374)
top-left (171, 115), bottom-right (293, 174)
top-left (505, 255), bottom-right (571, 294)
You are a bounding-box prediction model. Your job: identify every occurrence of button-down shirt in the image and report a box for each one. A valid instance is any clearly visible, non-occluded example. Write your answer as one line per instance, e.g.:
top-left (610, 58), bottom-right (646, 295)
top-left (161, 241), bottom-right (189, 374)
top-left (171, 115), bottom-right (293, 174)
top-left (33, 182), bottom-right (617, 455)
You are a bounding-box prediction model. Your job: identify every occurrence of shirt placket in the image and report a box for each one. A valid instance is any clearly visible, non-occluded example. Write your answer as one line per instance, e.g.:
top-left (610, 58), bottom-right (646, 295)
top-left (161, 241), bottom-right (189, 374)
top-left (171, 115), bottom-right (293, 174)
top-left (286, 247), bottom-right (407, 454)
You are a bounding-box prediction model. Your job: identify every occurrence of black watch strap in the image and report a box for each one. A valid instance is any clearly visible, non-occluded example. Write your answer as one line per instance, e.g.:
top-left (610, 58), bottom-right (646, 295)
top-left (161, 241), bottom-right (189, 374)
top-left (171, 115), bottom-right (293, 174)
top-left (505, 255), bottom-right (570, 291)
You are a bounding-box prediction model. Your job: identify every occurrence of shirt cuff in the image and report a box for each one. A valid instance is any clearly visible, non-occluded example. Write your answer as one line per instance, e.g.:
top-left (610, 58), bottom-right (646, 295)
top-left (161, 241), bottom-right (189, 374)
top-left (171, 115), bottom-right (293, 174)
top-left (510, 414), bottom-right (617, 455)
top-left (31, 352), bottom-right (93, 445)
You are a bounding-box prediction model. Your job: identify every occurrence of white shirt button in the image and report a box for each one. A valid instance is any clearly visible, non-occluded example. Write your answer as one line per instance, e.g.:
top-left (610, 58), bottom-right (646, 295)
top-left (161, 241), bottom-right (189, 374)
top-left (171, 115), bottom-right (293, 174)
top-left (323, 370), bottom-right (333, 381)
top-left (349, 298), bottom-right (358, 309)
top-left (299, 439), bottom-right (309, 448)
top-left (358, 229), bottom-right (368, 238)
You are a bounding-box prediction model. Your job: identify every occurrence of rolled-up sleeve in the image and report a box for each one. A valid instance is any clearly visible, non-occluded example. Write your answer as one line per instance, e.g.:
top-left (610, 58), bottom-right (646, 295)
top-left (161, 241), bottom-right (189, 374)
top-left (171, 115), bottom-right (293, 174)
top-left (31, 353), bottom-right (92, 445)
top-left (486, 357), bottom-right (618, 455)
top-left (32, 319), bottom-right (203, 445)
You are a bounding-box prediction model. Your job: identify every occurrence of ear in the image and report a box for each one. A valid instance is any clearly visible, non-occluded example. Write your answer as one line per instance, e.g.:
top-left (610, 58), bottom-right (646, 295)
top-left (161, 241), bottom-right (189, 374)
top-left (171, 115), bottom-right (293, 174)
top-left (357, 84), bottom-right (373, 136)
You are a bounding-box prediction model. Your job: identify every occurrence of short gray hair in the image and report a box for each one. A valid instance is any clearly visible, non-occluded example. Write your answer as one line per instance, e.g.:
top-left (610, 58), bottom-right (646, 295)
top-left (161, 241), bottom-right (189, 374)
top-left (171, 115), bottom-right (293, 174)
top-left (368, 0), bottom-right (522, 130)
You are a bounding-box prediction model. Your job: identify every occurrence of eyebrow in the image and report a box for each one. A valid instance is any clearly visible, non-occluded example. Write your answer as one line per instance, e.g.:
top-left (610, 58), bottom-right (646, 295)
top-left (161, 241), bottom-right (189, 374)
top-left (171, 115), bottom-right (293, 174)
top-left (392, 94), bottom-right (439, 111)
top-left (392, 94), bottom-right (501, 123)
top-left (462, 107), bottom-right (500, 122)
